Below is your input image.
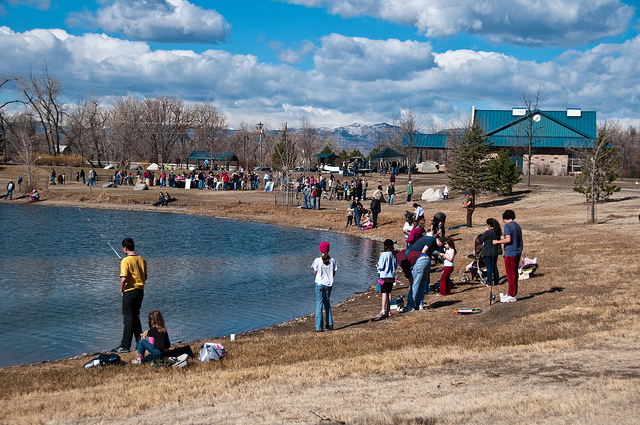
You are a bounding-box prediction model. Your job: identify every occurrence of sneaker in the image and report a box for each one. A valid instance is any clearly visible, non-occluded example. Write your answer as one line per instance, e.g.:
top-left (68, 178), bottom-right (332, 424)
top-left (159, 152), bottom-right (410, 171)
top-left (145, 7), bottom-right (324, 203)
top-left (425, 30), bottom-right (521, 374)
top-left (417, 304), bottom-right (424, 310)
top-left (111, 346), bottom-right (130, 354)
top-left (131, 357), bottom-right (142, 364)
top-left (375, 312), bottom-right (387, 319)
top-left (402, 306), bottom-right (415, 313)
top-left (172, 353), bottom-right (189, 368)
top-left (326, 325), bottom-right (334, 330)
top-left (506, 296), bottom-right (517, 302)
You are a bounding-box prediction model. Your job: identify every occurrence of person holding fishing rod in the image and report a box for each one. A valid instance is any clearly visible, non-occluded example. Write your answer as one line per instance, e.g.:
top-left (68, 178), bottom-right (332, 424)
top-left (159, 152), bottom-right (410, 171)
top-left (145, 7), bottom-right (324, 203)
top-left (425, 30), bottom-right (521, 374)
top-left (112, 238), bottom-right (147, 354)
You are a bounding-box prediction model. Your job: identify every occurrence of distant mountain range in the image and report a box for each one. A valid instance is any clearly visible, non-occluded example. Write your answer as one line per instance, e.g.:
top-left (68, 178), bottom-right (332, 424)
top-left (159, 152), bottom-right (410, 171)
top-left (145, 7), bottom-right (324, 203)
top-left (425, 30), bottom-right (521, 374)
top-left (231, 122), bottom-right (400, 155)
top-left (319, 123), bottom-right (399, 154)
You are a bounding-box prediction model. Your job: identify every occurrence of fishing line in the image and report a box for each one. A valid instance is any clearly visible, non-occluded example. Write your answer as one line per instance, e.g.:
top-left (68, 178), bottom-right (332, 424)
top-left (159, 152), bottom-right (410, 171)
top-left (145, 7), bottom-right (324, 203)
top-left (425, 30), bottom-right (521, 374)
top-left (78, 208), bottom-right (122, 259)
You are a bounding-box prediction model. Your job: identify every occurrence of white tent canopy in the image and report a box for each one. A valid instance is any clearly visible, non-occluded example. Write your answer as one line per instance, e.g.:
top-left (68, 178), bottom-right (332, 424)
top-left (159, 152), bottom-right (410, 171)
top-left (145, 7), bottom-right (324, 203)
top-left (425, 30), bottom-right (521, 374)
top-left (416, 161), bottom-right (440, 174)
top-left (146, 163), bottom-right (160, 170)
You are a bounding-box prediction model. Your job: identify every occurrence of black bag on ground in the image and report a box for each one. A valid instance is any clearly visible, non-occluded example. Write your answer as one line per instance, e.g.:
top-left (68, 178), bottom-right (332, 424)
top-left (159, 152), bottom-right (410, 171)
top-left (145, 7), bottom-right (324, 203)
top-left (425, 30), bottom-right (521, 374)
top-left (163, 345), bottom-right (194, 358)
top-left (84, 353), bottom-right (122, 369)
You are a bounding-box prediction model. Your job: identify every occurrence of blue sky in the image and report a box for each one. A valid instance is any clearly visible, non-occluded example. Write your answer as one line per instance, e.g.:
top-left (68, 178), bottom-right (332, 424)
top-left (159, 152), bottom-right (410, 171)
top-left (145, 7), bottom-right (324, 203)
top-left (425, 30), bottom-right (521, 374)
top-left (1, 0), bottom-right (639, 129)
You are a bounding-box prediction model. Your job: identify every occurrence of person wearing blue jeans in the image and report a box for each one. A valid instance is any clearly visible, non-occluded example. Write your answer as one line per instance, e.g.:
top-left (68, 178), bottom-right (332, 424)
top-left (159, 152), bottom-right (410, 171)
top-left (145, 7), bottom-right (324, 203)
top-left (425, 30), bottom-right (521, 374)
top-left (132, 310), bottom-right (170, 364)
top-left (303, 184), bottom-right (311, 208)
top-left (4, 180), bottom-right (15, 200)
top-left (312, 242), bottom-right (337, 332)
top-left (480, 218), bottom-right (502, 286)
top-left (387, 182), bottom-right (395, 205)
top-left (136, 338), bottom-right (162, 362)
top-left (315, 285), bottom-right (333, 330)
top-left (352, 199), bottom-right (362, 227)
top-left (404, 254), bottom-right (431, 311)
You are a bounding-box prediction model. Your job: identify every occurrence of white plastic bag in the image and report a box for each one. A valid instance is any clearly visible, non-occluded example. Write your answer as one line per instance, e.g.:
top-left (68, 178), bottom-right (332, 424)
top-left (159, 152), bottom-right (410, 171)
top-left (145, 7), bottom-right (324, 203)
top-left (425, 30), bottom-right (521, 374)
top-left (199, 342), bottom-right (227, 362)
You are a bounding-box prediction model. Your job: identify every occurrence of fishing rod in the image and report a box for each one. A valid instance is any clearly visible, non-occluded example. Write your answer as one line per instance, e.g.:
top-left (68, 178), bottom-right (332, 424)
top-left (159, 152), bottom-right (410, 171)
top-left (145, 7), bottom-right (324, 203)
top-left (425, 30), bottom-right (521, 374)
top-left (78, 208), bottom-right (122, 259)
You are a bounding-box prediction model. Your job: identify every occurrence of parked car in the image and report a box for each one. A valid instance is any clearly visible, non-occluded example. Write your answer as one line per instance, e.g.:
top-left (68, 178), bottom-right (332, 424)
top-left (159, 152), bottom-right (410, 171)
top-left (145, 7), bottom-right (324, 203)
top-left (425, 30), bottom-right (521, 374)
top-left (254, 167), bottom-right (272, 172)
top-left (292, 167), bottom-right (305, 172)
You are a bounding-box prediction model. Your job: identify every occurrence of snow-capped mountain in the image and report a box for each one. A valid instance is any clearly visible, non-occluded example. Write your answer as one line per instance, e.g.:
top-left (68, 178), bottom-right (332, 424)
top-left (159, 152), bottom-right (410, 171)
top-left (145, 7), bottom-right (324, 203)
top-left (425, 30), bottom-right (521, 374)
top-left (321, 123), bottom-right (399, 154)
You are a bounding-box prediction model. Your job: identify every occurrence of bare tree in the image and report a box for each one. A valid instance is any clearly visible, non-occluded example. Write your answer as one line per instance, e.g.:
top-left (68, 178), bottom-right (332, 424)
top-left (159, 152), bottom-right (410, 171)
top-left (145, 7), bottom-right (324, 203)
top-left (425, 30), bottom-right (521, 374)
top-left (140, 97), bottom-right (193, 165)
top-left (1, 76), bottom-right (21, 161)
top-left (573, 130), bottom-right (621, 222)
top-left (272, 123), bottom-right (297, 172)
top-left (517, 86), bottom-right (545, 186)
top-left (65, 95), bottom-right (108, 167)
top-left (399, 106), bottom-right (423, 181)
top-left (5, 113), bottom-right (40, 187)
top-left (297, 116), bottom-right (321, 170)
top-left (231, 122), bottom-right (251, 172)
top-left (17, 66), bottom-right (65, 156)
top-left (106, 97), bottom-right (144, 166)
top-left (320, 132), bottom-right (339, 156)
top-left (603, 121), bottom-right (640, 179)
top-left (192, 102), bottom-right (228, 165)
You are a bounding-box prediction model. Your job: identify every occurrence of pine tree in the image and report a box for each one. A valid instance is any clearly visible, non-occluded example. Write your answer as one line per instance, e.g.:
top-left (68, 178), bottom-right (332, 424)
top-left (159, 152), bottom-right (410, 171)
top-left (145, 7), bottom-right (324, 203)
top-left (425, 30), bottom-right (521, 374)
top-left (573, 131), bottom-right (621, 222)
top-left (447, 121), bottom-right (493, 201)
top-left (487, 149), bottom-right (521, 195)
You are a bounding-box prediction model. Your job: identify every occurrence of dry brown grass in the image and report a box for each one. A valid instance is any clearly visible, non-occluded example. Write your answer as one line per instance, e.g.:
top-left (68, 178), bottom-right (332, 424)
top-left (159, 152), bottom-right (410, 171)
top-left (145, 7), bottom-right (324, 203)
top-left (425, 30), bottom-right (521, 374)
top-left (1, 164), bottom-right (640, 424)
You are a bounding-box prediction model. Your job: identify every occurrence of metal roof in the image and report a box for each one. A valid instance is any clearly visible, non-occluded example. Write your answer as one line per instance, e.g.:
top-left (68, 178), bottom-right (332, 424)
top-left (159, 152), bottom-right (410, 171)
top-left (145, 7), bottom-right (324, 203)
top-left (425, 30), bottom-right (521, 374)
top-left (407, 109), bottom-right (596, 150)
top-left (475, 109), bottom-right (596, 148)
top-left (187, 151), bottom-right (239, 161)
top-left (410, 134), bottom-right (448, 149)
top-left (369, 147), bottom-right (407, 158)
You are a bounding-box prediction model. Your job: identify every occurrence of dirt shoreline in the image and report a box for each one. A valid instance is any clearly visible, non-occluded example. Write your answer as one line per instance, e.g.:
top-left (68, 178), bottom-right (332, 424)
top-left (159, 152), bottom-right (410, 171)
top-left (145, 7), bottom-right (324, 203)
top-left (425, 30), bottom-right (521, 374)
top-left (1, 167), bottom-right (639, 351)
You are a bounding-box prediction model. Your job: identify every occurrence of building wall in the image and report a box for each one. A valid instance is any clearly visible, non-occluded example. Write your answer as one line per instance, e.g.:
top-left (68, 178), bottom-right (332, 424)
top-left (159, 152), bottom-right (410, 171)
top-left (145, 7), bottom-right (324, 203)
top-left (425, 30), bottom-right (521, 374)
top-left (523, 154), bottom-right (569, 176)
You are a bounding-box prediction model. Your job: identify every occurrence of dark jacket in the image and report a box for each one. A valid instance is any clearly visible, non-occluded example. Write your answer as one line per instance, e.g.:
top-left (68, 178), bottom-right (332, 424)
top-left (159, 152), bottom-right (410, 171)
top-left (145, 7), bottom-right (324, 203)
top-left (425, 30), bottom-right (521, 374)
top-left (480, 229), bottom-right (502, 258)
top-left (370, 198), bottom-right (381, 213)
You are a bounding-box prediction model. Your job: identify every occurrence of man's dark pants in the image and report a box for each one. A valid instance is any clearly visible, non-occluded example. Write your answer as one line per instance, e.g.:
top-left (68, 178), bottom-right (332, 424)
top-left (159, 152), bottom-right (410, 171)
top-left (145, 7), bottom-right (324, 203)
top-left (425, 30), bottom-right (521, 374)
top-left (121, 289), bottom-right (144, 350)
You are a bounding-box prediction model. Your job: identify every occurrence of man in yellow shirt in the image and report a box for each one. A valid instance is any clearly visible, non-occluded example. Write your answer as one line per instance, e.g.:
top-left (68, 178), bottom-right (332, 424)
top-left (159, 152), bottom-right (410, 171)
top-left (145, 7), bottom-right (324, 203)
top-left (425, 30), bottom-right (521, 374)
top-left (112, 238), bottom-right (147, 354)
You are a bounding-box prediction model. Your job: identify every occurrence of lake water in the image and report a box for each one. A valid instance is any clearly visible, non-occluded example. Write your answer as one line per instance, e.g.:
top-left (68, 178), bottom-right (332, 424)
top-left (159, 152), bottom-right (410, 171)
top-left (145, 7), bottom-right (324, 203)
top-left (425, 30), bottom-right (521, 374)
top-left (0, 203), bottom-right (380, 367)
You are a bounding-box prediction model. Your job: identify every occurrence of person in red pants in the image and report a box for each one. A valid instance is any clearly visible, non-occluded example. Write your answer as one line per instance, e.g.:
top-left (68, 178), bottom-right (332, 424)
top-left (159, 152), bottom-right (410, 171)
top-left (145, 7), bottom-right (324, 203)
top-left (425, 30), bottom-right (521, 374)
top-left (493, 210), bottom-right (523, 302)
top-left (437, 238), bottom-right (456, 296)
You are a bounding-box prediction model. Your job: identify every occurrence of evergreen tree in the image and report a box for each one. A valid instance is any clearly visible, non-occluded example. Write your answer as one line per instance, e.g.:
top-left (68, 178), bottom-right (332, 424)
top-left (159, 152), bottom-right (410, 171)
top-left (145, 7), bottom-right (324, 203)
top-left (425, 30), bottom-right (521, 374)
top-left (574, 131), bottom-right (621, 222)
top-left (487, 149), bottom-right (521, 195)
top-left (447, 121), bottom-right (493, 201)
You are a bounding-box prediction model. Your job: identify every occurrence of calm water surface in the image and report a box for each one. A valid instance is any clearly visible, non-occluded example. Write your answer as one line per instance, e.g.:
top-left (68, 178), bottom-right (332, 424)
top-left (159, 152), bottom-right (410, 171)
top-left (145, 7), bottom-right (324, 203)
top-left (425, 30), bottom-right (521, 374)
top-left (0, 203), bottom-right (380, 367)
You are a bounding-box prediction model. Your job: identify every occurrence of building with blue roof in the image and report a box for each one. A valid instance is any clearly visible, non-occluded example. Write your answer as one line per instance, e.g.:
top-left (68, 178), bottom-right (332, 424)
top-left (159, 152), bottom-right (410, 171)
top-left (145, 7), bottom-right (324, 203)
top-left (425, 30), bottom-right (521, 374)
top-left (408, 107), bottom-right (597, 175)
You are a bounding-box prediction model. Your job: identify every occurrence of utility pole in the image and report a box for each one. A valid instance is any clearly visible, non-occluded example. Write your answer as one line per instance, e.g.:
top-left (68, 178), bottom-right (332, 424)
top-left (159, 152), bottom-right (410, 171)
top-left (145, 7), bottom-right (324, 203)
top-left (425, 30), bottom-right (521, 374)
top-left (257, 122), bottom-right (264, 167)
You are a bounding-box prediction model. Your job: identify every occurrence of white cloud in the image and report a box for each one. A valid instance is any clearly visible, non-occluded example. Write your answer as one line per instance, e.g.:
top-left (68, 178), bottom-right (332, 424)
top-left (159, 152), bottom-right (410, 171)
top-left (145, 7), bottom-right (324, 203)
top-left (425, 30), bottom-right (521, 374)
top-left (284, 0), bottom-right (634, 47)
top-left (276, 40), bottom-right (316, 64)
top-left (67, 0), bottom-right (231, 44)
top-left (2, 27), bottom-right (640, 127)
top-left (314, 34), bottom-right (435, 81)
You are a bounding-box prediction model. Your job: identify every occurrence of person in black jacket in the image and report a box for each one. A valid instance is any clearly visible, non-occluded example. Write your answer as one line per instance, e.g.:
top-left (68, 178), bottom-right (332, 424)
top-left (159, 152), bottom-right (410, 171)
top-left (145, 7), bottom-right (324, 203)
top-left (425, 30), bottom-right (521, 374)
top-left (370, 197), bottom-right (381, 228)
top-left (479, 218), bottom-right (502, 286)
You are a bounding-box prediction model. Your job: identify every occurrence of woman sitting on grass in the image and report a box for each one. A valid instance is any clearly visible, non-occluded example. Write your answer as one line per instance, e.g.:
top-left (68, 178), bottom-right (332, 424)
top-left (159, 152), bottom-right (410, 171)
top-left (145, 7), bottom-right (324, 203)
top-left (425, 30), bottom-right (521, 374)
top-left (132, 310), bottom-right (170, 364)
